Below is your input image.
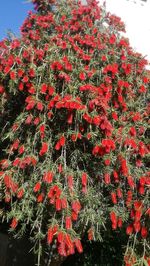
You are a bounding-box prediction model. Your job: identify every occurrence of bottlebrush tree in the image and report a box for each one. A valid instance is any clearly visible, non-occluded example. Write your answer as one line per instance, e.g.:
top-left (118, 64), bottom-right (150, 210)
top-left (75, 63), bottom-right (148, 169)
top-left (0, 0), bottom-right (149, 265)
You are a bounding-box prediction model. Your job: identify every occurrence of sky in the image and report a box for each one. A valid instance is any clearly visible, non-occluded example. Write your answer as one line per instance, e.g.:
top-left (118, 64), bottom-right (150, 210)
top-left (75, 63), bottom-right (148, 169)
top-left (0, 0), bottom-right (33, 39)
top-left (99, 0), bottom-right (150, 67)
top-left (0, 0), bottom-right (150, 67)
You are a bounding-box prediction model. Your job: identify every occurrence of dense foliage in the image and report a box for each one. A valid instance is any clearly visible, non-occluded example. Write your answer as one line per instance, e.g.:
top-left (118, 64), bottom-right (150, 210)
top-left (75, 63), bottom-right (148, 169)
top-left (0, 0), bottom-right (149, 265)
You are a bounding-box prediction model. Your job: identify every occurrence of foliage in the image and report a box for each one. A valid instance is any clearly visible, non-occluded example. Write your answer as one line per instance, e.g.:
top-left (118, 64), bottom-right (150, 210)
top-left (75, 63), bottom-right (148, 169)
top-left (0, 0), bottom-right (149, 265)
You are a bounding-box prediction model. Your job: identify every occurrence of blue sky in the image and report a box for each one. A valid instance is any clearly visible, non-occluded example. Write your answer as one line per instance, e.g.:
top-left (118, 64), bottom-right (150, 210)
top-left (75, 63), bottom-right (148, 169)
top-left (0, 0), bottom-right (33, 39)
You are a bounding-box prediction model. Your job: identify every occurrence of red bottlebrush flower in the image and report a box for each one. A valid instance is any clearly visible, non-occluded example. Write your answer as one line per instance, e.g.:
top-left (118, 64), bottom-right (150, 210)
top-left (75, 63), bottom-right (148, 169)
top-left (81, 172), bottom-right (87, 186)
top-left (28, 68), bottom-right (35, 77)
top-left (139, 186), bottom-right (145, 195)
top-left (133, 221), bottom-right (141, 233)
top-left (25, 115), bottom-right (32, 125)
top-left (18, 145), bottom-right (25, 155)
top-left (37, 193), bottom-right (44, 203)
top-left (138, 85), bottom-right (147, 93)
top-left (71, 211), bottom-right (78, 221)
top-left (104, 173), bottom-right (111, 185)
top-left (92, 145), bottom-right (100, 155)
top-left (71, 134), bottom-right (77, 142)
top-left (57, 231), bottom-right (65, 244)
top-left (12, 139), bottom-right (20, 150)
top-left (13, 158), bottom-right (20, 167)
top-left (65, 216), bottom-right (72, 230)
top-left (118, 218), bottom-right (123, 228)
top-left (47, 228), bottom-right (54, 244)
top-left (141, 227), bottom-right (148, 238)
top-left (117, 188), bottom-right (123, 198)
top-left (72, 200), bottom-right (81, 214)
top-left (112, 222), bottom-right (117, 230)
top-left (127, 176), bottom-right (135, 189)
top-left (10, 71), bottom-right (16, 80)
top-left (111, 192), bottom-right (117, 204)
top-left (129, 127), bottom-right (136, 137)
top-left (109, 34), bottom-right (116, 44)
top-left (41, 83), bottom-right (47, 94)
top-left (88, 228), bottom-right (94, 241)
top-left (55, 141), bottom-right (61, 150)
top-left (67, 112), bottom-right (73, 124)
top-left (58, 242), bottom-right (67, 257)
top-left (61, 198), bottom-right (68, 209)
top-left (55, 198), bottom-right (61, 211)
top-left (10, 218), bottom-right (18, 229)
top-left (34, 117), bottom-right (40, 125)
top-left (67, 175), bottom-right (74, 190)
top-left (104, 159), bottom-right (111, 166)
top-left (17, 188), bottom-right (24, 199)
top-left (112, 111), bottom-right (118, 121)
top-left (74, 239), bottom-right (83, 253)
top-left (139, 176), bottom-right (146, 186)
top-left (86, 133), bottom-right (91, 140)
top-left (39, 142), bottom-right (48, 156)
top-left (134, 201), bottom-right (143, 211)
top-left (110, 211), bottom-right (117, 224)
top-left (33, 182), bottom-right (41, 193)
top-left (93, 115), bottom-right (101, 126)
top-left (126, 224), bottom-right (133, 235)
top-left (79, 72), bottom-right (86, 81)
top-left (43, 171), bottom-right (53, 183)
top-left (48, 86), bottom-right (55, 96)
top-left (102, 139), bottom-right (116, 153)
top-left (4, 66), bottom-right (10, 74)
top-left (113, 170), bottom-right (119, 183)
top-left (65, 234), bottom-right (73, 248)
top-left (40, 124), bottom-right (45, 133)
top-left (58, 164), bottom-right (63, 173)
top-left (22, 75), bottom-right (29, 83)
top-left (59, 136), bottom-right (66, 146)
top-left (135, 210), bottom-right (142, 222)
top-left (0, 85), bottom-right (4, 94)
top-left (37, 102), bottom-right (44, 111)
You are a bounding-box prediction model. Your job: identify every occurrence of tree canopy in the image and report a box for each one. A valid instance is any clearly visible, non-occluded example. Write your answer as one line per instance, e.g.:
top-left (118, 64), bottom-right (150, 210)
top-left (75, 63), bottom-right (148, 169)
top-left (0, 0), bottom-right (149, 265)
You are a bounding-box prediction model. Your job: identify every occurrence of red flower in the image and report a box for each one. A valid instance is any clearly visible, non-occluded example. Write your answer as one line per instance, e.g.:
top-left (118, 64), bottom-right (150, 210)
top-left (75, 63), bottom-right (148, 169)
top-left (133, 221), bottom-right (141, 233)
top-left (141, 227), bottom-right (148, 238)
top-left (104, 173), bottom-right (111, 185)
top-left (55, 198), bottom-right (62, 211)
top-left (37, 193), bottom-right (44, 203)
top-left (126, 224), bottom-right (133, 235)
top-left (65, 216), bottom-right (72, 230)
top-left (43, 171), bottom-right (53, 183)
top-left (59, 136), bottom-right (66, 146)
top-left (39, 142), bottom-right (48, 156)
top-left (74, 239), bottom-right (83, 253)
top-left (72, 200), bottom-right (81, 214)
top-left (17, 188), bottom-right (24, 199)
top-left (117, 188), bottom-right (123, 198)
top-left (10, 218), bottom-right (18, 229)
top-left (67, 175), bottom-right (74, 190)
top-left (111, 192), bottom-right (117, 204)
top-left (81, 172), bottom-right (87, 186)
top-left (88, 228), bottom-right (94, 240)
top-left (33, 182), bottom-right (41, 192)
top-left (41, 83), bottom-right (47, 94)
top-left (110, 211), bottom-right (117, 224)
top-left (79, 72), bottom-right (86, 81)
top-left (47, 228), bottom-right (54, 244)
top-left (19, 145), bottom-right (25, 155)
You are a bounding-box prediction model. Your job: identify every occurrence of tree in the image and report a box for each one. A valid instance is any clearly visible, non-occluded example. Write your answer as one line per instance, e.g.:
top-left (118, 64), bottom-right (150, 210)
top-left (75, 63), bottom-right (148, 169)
top-left (0, 0), bottom-right (149, 265)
